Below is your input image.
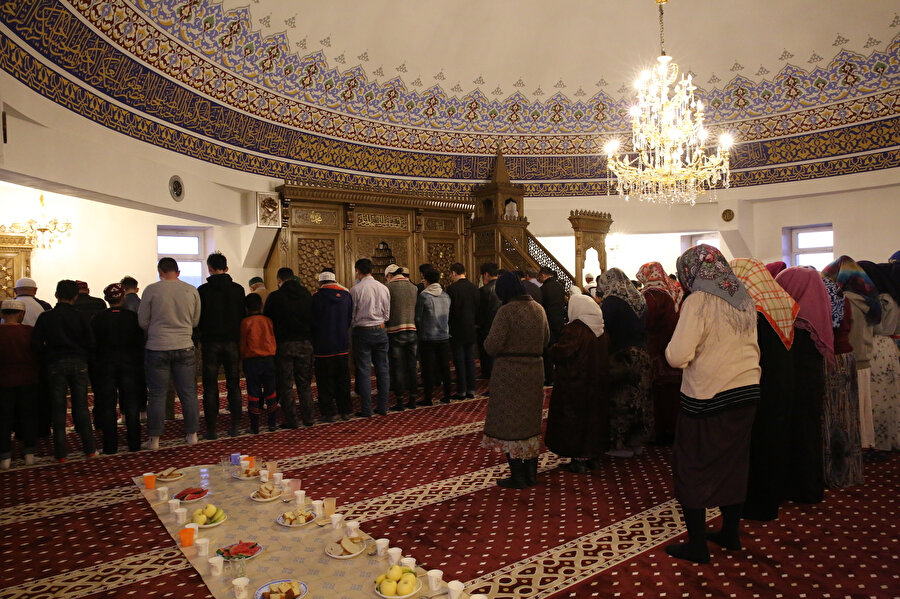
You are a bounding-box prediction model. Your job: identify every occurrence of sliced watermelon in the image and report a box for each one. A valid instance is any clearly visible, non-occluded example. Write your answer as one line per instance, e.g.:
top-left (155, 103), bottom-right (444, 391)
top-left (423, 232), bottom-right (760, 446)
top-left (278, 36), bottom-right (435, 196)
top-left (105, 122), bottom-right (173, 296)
top-left (175, 487), bottom-right (204, 500)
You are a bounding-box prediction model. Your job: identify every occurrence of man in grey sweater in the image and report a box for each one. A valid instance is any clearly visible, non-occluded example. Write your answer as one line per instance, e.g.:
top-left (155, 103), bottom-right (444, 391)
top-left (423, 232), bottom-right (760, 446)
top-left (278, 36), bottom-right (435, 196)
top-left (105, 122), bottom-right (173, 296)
top-left (137, 257), bottom-right (202, 449)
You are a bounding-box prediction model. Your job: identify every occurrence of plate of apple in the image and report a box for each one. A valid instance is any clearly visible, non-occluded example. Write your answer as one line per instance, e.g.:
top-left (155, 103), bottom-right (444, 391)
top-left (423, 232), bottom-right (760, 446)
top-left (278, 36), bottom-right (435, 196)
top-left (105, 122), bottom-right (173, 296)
top-left (374, 565), bottom-right (421, 598)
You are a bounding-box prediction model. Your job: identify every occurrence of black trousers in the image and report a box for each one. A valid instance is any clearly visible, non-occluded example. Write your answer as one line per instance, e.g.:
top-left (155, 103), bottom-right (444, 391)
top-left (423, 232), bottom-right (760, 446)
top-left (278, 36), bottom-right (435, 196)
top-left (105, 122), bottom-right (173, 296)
top-left (420, 340), bottom-right (452, 403)
top-left (0, 384), bottom-right (37, 458)
top-left (314, 355), bottom-right (352, 418)
top-left (275, 340), bottom-right (315, 426)
top-left (93, 361), bottom-right (142, 453)
top-left (201, 341), bottom-right (242, 429)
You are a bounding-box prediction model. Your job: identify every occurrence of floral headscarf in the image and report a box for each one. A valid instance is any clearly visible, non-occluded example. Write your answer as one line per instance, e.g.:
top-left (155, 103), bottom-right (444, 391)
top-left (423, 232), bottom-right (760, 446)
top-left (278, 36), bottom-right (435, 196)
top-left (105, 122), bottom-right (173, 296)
top-left (676, 245), bottom-right (752, 311)
top-left (822, 255), bottom-right (882, 325)
top-left (821, 277), bottom-right (845, 329)
top-left (730, 258), bottom-right (799, 349)
top-left (635, 261), bottom-right (682, 307)
top-left (775, 267), bottom-right (835, 363)
top-left (596, 267), bottom-right (646, 317)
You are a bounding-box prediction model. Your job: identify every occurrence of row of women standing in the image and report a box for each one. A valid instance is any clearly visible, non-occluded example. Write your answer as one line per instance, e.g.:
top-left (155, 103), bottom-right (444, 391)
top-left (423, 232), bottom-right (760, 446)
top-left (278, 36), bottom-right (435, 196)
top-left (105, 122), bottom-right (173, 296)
top-left (480, 244), bottom-right (900, 564)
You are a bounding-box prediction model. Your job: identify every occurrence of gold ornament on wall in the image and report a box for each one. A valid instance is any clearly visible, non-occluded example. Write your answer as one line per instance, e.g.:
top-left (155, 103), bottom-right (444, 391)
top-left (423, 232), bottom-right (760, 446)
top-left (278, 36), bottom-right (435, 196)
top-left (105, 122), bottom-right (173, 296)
top-left (721, 209), bottom-right (735, 222)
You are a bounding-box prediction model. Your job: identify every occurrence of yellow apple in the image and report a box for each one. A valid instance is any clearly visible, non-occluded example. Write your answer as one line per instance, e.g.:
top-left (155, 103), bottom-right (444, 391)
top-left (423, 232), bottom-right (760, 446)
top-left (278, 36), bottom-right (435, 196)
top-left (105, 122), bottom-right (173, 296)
top-left (191, 513), bottom-right (207, 525)
top-left (375, 574), bottom-right (386, 585)
top-left (204, 504), bottom-right (217, 518)
top-left (379, 579), bottom-right (397, 596)
top-left (396, 578), bottom-right (415, 596)
top-left (386, 565), bottom-right (403, 582)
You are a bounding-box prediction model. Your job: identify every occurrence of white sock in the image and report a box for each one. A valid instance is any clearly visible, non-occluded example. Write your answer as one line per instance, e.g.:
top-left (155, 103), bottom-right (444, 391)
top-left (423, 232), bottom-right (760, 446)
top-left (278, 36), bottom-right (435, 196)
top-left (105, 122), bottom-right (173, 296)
top-left (185, 432), bottom-right (198, 445)
top-left (0, 458), bottom-right (10, 470)
top-left (141, 436), bottom-right (160, 450)
top-left (24, 454), bottom-right (35, 466)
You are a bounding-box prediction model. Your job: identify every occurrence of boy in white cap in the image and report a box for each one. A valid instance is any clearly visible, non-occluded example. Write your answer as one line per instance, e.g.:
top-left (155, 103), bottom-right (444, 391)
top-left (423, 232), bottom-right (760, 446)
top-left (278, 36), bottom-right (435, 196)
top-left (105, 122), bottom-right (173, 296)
top-left (0, 299), bottom-right (38, 469)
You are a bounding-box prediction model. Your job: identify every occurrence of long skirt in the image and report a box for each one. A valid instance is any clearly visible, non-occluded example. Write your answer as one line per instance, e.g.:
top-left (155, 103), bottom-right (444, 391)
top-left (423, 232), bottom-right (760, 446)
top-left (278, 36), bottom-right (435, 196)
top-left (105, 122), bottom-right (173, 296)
top-left (608, 347), bottom-right (652, 450)
top-left (823, 352), bottom-right (864, 487)
top-left (871, 336), bottom-right (900, 450)
top-left (858, 367), bottom-right (874, 448)
top-left (673, 387), bottom-right (758, 509)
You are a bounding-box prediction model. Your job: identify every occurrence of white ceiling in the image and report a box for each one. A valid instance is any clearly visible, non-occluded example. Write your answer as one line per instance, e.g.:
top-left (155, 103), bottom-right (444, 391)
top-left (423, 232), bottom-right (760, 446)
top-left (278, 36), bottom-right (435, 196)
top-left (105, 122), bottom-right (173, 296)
top-left (221, 0), bottom-right (900, 98)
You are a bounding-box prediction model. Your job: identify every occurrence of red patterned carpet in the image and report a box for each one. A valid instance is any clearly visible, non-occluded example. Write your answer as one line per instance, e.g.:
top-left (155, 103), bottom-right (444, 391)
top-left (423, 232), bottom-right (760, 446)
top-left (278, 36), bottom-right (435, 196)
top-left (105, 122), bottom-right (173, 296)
top-left (0, 383), bottom-right (897, 599)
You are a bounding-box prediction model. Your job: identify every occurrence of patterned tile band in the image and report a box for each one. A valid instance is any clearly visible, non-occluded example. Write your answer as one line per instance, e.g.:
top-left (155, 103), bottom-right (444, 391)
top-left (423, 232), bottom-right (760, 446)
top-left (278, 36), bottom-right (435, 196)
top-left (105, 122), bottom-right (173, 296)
top-left (0, 0), bottom-right (897, 196)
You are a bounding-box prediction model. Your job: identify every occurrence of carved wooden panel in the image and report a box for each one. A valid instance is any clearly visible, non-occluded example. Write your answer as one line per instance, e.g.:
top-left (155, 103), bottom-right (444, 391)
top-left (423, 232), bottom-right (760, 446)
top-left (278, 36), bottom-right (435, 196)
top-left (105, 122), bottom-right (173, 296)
top-left (475, 231), bottom-right (494, 253)
top-left (424, 217), bottom-right (456, 233)
top-left (295, 237), bottom-right (336, 290)
top-left (427, 241), bottom-right (456, 286)
top-left (357, 213), bottom-right (408, 230)
top-left (292, 207), bottom-right (339, 228)
top-left (0, 235), bottom-right (33, 300)
top-left (357, 235), bottom-right (410, 272)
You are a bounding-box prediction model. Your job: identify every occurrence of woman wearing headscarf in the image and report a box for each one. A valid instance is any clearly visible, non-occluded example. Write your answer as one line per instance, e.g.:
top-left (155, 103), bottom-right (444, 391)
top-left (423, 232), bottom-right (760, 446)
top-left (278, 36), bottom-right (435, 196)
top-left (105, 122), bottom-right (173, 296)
top-left (820, 275), bottom-right (864, 488)
top-left (823, 256), bottom-right (882, 451)
top-left (482, 271), bottom-right (550, 489)
top-left (766, 261), bottom-right (787, 278)
top-left (635, 261), bottom-right (682, 445)
top-left (664, 245), bottom-right (759, 564)
top-left (774, 267), bottom-right (832, 504)
top-left (889, 251), bottom-right (900, 351)
top-left (730, 258), bottom-right (798, 520)
top-left (545, 294), bottom-right (609, 473)
top-left (859, 261), bottom-right (900, 451)
top-left (596, 267), bottom-right (652, 457)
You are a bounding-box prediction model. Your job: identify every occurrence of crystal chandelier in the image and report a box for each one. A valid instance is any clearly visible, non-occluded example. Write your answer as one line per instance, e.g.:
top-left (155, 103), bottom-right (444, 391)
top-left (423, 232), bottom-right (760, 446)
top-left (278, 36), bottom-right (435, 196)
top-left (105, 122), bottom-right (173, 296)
top-left (604, 0), bottom-right (733, 206)
top-left (2, 194), bottom-right (73, 249)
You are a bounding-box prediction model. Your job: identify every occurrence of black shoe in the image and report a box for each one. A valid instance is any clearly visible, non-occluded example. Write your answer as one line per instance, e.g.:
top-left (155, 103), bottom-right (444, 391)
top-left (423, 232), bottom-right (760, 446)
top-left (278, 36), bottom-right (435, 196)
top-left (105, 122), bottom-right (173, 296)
top-left (405, 402), bottom-right (417, 410)
top-left (416, 400), bottom-right (433, 407)
top-left (205, 431), bottom-right (218, 441)
top-left (354, 412), bottom-right (372, 418)
top-left (303, 421), bottom-right (315, 427)
top-left (559, 460), bottom-right (589, 473)
top-left (585, 458), bottom-right (602, 470)
top-left (525, 458), bottom-right (538, 486)
top-left (317, 416), bottom-right (335, 424)
top-left (665, 542), bottom-right (710, 564)
top-left (497, 457), bottom-right (529, 489)
top-left (440, 398), bottom-right (451, 404)
top-left (465, 393), bottom-right (475, 399)
top-left (339, 413), bottom-right (351, 421)
top-left (247, 428), bottom-right (259, 435)
top-left (543, 381), bottom-right (554, 388)
top-left (449, 394), bottom-right (464, 401)
top-left (389, 405), bottom-right (405, 412)
top-left (228, 425), bottom-right (239, 437)
top-left (268, 425), bottom-right (277, 432)
top-left (708, 531), bottom-right (742, 551)
top-left (279, 423), bottom-right (298, 429)
top-left (374, 410), bottom-right (388, 416)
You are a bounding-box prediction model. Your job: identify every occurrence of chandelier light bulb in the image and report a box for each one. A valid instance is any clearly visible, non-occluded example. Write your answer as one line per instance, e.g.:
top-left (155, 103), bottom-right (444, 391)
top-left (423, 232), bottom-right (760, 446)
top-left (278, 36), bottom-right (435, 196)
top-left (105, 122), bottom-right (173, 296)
top-left (719, 133), bottom-right (734, 149)
top-left (604, 139), bottom-right (620, 155)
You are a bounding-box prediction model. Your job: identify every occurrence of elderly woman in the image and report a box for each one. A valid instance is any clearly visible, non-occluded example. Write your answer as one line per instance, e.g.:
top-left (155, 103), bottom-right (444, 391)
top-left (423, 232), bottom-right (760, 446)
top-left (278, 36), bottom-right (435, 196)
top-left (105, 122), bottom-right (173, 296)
top-left (665, 245), bottom-right (759, 564)
top-left (636, 261), bottom-right (682, 445)
top-left (482, 271), bottom-right (550, 489)
top-left (545, 293), bottom-right (609, 473)
top-left (730, 258), bottom-right (799, 520)
top-left (596, 268), bottom-right (651, 457)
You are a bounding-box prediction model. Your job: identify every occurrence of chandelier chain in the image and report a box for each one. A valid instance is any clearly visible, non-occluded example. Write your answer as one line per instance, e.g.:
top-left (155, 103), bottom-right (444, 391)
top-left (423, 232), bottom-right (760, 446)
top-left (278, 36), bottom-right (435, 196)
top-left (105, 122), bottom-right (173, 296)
top-left (659, 2), bottom-right (665, 56)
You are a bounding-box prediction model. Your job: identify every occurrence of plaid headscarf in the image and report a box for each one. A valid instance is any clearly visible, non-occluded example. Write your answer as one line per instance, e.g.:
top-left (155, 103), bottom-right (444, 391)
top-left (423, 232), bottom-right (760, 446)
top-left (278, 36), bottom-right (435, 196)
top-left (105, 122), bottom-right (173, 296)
top-left (730, 258), bottom-right (799, 350)
top-left (822, 255), bottom-right (882, 325)
top-left (635, 261), bottom-right (682, 307)
top-left (597, 267), bottom-right (646, 317)
top-left (776, 267), bottom-right (834, 363)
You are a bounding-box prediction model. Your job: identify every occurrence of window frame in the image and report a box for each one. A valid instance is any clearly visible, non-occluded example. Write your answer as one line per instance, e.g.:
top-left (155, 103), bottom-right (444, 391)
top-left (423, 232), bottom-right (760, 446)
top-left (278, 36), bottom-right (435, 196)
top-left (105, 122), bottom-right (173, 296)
top-left (156, 226), bottom-right (208, 287)
top-left (785, 224), bottom-right (833, 268)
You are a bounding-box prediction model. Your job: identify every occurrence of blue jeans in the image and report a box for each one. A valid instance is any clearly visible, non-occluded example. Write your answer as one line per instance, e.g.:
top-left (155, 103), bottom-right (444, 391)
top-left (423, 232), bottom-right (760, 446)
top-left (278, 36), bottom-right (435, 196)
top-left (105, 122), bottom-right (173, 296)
top-left (451, 341), bottom-right (477, 395)
top-left (47, 357), bottom-right (95, 459)
top-left (145, 348), bottom-right (199, 437)
top-left (352, 326), bottom-right (390, 415)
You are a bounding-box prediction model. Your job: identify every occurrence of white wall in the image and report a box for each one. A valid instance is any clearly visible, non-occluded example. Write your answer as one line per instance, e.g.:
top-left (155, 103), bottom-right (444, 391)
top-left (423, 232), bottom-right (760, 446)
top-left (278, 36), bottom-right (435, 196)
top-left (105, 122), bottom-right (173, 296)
top-left (0, 181), bottom-right (259, 296)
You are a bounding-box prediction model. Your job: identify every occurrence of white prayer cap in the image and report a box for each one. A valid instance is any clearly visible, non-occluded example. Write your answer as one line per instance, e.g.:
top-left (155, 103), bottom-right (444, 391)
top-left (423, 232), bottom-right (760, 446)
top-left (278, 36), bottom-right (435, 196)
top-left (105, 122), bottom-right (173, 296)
top-left (15, 277), bottom-right (37, 288)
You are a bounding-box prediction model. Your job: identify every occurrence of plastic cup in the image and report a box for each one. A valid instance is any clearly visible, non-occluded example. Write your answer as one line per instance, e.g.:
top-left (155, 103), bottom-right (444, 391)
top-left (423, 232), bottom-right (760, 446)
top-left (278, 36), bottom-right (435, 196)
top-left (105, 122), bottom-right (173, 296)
top-left (178, 527), bottom-right (195, 547)
top-left (311, 500), bottom-right (324, 520)
top-left (447, 580), bottom-right (465, 599)
top-left (230, 453), bottom-right (241, 465)
top-left (387, 547), bottom-right (402, 566)
top-left (239, 460), bottom-right (249, 472)
top-left (330, 513), bottom-right (344, 530)
top-left (272, 472), bottom-right (283, 486)
top-left (155, 486), bottom-right (169, 501)
top-left (209, 555), bottom-right (224, 575)
top-left (196, 537), bottom-right (210, 557)
top-left (344, 519), bottom-right (360, 538)
top-left (400, 556), bottom-right (416, 570)
top-left (232, 576), bottom-right (250, 599)
top-left (259, 469), bottom-right (269, 483)
top-left (186, 522), bottom-right (199, 538)
top-left (426, 569), bottom-right (443, 591)
top-left (174, 507), bottom-right (188, 525)
top-left (167, 499), bottom-right (180, 513)
top-left (143, 472), bottom-right (156, 490)
top-left (294, 490), bottom-right (306, 506)
top-left (323, 497), bottom-right (336, 517)
top-left (376, 538), bottom-right (389, 557)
